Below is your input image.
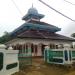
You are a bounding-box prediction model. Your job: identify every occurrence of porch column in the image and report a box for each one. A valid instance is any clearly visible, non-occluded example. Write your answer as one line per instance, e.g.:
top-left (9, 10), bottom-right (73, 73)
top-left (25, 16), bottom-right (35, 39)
top-left (27, 43), bottom-right (32, 55)
top-left (33, 45), bottom-right (37, 56)
top-left (37, 44), bottom-right (42, 56)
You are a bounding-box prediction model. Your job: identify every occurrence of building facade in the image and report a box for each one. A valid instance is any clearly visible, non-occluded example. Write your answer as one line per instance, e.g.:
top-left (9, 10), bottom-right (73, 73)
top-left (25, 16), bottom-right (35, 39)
top-left (6, 7), bottom-right (75, 57)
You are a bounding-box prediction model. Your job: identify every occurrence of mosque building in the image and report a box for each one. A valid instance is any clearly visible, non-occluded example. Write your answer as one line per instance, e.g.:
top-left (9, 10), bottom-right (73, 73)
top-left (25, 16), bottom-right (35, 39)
top-left (6, 6), bottom-right (75, 57)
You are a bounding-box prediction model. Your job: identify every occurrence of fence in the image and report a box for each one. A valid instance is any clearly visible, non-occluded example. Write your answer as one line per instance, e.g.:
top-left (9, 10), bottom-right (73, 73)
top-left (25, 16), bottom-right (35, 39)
top-left (0, 44), bottom-right (19, 75)
top-left (44, 45), bottom-right (75, 65)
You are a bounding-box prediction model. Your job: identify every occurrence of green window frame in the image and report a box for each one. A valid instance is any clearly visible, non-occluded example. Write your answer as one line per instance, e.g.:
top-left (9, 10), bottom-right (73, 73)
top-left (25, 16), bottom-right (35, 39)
top-left (0, 52), bottom-right (3, 71)
top-left (6, 62), bottom-right (18, 70)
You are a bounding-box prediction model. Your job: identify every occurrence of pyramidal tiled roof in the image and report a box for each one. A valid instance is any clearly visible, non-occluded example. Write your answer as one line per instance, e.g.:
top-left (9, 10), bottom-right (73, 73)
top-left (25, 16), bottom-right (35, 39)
top-left (10, 20), bottom-right (61, 36)
top-left (17, 29), bottom-right (75, 41)
top-left (9, 7), bottom-right (75, 42)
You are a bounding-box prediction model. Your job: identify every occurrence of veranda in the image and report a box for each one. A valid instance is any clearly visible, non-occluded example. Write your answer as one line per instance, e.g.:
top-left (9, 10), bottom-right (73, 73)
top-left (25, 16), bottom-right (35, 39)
top-left (17, 44), bottom-right (75, 66)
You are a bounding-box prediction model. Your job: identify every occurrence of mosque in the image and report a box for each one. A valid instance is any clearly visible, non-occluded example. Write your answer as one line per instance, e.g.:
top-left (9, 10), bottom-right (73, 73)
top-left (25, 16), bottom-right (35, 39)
top-left (6, 6), bottom-right (75, 57)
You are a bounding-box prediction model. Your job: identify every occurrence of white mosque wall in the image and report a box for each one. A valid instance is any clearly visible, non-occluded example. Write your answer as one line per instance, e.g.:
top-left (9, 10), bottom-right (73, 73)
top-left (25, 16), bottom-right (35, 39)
top-left (5, 38), bottom-right (73, 56)
top-left (6, 38), bottom-right (72, 46)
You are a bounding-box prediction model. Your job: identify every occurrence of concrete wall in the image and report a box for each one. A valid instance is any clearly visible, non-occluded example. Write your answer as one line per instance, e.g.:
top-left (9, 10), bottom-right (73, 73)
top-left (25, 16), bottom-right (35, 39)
top-left (0, 45), bottom-right (19, 75)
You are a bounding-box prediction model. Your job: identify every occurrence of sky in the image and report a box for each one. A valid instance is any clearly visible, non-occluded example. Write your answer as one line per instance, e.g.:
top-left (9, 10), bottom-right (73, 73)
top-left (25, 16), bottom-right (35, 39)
top-left (0, 0), bottom-right (75, 37)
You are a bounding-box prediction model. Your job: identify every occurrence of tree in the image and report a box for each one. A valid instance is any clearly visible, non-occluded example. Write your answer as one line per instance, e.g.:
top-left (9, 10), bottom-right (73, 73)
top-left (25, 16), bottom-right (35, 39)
top-left (71, 33), bottom-right (75, 38)
top-left (0, 31), bottom-right (12, 44)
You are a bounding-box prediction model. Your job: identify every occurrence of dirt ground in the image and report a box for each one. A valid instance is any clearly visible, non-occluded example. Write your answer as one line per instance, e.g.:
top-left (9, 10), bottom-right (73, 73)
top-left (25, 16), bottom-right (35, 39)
top-left (13, 58), bottom-right (75, 75)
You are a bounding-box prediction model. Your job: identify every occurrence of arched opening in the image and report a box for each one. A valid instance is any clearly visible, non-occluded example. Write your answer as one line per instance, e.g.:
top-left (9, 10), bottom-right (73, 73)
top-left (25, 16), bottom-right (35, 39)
top-left (31, 43), bottom-right (38, 56)
top-left (38, 43), bottom-right (46, 56)
top-left (31, 43), bottom-right (34, 53)
top-left (41, 44), bottom-right (46, 56)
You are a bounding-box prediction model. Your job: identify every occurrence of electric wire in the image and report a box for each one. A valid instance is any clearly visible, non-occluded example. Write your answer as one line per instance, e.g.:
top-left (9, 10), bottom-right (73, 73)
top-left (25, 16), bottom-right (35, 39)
top-left (39, 0), bottom-right (75, 22)
top-left (11, 0), bottom-right (23, 16)
top-left (64, 0), bottom-right (75, 5)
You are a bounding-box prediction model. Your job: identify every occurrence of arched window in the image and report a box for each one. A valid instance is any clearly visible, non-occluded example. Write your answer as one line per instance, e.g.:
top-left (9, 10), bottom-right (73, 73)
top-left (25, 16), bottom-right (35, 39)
top-left (26, 44), bottom-right (28, 53)
top-left (35, 45), bottom-right (37, 53)
top-left (19, 45), bottom-right (22, 54)
top-left (31, 43), bottom-right (34, 53)
top-left (49, 44), bottom-right (55, 49)
top-left (56, 45), bottom-right (58, 49)
top-left (59, 44), bottom-right (64, 49)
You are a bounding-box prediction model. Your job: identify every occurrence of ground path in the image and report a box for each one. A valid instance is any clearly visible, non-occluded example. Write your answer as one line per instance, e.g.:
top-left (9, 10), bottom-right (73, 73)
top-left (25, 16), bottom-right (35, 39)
top-left (13, 58), bottom-right (75, 75)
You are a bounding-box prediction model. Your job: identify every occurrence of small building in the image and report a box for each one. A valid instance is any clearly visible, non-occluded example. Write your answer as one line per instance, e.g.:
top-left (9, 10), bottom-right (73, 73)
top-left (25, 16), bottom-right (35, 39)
top-left (6, 7), bottom-right (75, 57)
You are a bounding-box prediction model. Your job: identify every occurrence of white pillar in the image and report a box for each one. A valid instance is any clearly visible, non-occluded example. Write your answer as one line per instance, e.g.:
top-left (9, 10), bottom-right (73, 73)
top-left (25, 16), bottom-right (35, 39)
top-left (37, 44), bottom-right (42, 56)
top-left (64, 44), bottom-right (72, 64)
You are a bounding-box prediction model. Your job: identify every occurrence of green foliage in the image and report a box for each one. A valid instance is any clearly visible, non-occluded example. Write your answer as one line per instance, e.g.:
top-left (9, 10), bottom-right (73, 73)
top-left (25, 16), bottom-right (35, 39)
top-left (71, 33), bottom-right (75, 38)
top-left (0, 31), bottom-right (12, 44)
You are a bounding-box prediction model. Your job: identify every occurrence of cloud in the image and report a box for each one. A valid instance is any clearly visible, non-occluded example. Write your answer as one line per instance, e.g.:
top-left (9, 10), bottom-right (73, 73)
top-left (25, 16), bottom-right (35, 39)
top-left (58, 22), bottom-right (75, 36)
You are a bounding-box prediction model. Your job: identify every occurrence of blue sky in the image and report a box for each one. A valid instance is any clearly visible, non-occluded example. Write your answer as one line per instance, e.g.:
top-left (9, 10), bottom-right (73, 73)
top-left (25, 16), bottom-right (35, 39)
top-left (0, 0), bottom-right (75, 36)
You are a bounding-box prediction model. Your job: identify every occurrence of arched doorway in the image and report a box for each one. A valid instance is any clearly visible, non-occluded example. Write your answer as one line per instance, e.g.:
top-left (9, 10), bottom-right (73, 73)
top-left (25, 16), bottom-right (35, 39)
top-left (41, 44), bottom-right (46, 56)
top-left (31, 43), bottom-right (38, 56)
top-left (38, 43), bottom-right (46, 57)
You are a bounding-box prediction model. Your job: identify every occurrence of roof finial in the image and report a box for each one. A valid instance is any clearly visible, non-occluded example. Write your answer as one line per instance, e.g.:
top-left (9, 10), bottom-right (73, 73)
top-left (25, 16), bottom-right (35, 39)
top-left (32, 3), bottom-right (33, 8)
